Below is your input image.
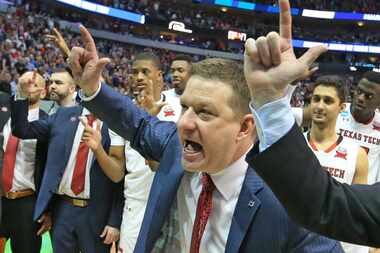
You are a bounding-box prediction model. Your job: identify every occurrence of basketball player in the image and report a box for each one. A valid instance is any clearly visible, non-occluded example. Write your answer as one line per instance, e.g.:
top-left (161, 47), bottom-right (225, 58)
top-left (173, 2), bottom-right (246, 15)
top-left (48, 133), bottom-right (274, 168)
top-left (118, 52), bottom-right (178, 253)
top-left (293, 71), bottom-right (380, 186)
top-left (161, 55), bottom-right (193, 123)
top-left (305, 75), bottom-right (368, 253)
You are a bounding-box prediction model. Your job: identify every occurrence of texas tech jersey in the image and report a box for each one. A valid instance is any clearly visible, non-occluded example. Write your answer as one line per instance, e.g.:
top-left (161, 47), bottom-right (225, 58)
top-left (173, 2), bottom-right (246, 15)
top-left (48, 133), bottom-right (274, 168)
top-left (336, 103), bottom-right (380, 184)
top-left (304, 132), bottom-right (369, 253)
top-left (304, 133), bottom-right (358, 184)
top-left (159, 89), bottom-right (182, 123)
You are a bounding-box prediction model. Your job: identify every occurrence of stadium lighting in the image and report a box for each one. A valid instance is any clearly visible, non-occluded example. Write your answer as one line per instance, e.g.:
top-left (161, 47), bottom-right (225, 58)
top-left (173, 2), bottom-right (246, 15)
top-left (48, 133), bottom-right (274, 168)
top-left (357, 21), bottom-right (365, 27)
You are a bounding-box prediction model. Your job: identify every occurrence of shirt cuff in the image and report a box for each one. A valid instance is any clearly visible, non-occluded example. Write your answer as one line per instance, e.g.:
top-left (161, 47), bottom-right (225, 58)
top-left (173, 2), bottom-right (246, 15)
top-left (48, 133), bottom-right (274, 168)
top-left (284, 84), bottom-right (297, 104)
top-left (250, 96), bottom-right (295, 152)
top-left (78, 83), bottom-right (102, 102)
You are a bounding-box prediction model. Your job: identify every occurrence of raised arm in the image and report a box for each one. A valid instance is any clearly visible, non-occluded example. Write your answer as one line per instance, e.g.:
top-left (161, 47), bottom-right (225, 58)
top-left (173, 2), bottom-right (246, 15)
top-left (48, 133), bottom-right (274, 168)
top-left (67, 26), bottom-right (176, 162)
top-left (11, 72), bottom-right (53, 141)
top-left (46, 27), bottom-right (71, 58)
top-left (10, 98), bottom-right (52, 142)
top-left (243, 0), bottom-right (380, 247)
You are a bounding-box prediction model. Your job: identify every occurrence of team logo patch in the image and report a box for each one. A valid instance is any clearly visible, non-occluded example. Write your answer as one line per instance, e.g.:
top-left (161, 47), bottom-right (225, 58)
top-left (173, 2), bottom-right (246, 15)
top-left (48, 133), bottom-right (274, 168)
top-left (335, 147), bottom-right (347, 160)
top-left (373, 121), bottom-right (380, 131)
top-left (163, 106), bottom-right (175, 117)
top-left (340, 111), bottom-right (349, 117)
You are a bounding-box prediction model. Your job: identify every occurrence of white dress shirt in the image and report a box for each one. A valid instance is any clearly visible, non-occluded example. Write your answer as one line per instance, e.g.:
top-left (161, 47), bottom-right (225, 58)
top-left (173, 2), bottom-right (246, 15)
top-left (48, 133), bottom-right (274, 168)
top-left (3, 108), bottom-right (39, 191)
top-left (58, 108), bottom-right (124, 199)
top-left (176, 154), bottom-right (248, 253)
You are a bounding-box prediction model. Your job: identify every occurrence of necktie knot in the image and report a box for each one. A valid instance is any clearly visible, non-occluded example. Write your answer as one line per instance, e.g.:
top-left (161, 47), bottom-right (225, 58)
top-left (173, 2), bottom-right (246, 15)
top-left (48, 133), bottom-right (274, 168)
top-left (86, 114), bottom-right (96, 126)
top-left (201, 173), bottom-right (215, 193)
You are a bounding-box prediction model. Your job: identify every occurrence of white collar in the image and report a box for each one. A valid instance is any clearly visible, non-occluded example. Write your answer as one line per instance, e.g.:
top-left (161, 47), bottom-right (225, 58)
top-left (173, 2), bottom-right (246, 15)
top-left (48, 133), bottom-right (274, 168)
top-left (82, 107), bottom-right (91, 116)
top-left (207, 153), bottom-right (249, 201)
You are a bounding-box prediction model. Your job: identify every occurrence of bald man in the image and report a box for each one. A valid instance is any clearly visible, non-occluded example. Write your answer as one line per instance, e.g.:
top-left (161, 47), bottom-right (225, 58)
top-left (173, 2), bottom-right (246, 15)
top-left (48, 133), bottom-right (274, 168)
top-left (0, 71), bottom-right (49, 253)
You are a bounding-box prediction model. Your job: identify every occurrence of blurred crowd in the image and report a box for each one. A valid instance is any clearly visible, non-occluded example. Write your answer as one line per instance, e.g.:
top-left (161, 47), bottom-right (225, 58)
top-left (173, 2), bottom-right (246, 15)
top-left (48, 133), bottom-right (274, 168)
top-left (95, 0), bottom-right (380, 15)
top-left (257, 0), bottom-right (380, 13)
top-left (0, 0), bottom-right (373, 105)
top-left (0, 3), bottom-right (203, 96)
top-left (85, 0), bottom-right (380, 53)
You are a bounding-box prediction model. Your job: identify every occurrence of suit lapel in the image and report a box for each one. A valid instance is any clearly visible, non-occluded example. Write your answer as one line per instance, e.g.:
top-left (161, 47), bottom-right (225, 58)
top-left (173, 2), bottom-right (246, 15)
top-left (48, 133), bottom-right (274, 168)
top-left (225, 167), bottom-right (263, 253)
top-left (62, 106), bottom-right (83, 165)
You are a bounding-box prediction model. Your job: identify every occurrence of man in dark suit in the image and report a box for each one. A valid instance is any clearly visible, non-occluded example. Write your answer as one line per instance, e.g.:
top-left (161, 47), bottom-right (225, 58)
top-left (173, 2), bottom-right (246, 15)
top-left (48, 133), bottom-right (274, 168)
top-left (66, 26), bottom-right (343, 253)
top-left (10, 73), bottom-right (125, 253)
top-left (0, 71), bottom-right (49, 253)
top-left (242, 0), bottom-right (380, 248)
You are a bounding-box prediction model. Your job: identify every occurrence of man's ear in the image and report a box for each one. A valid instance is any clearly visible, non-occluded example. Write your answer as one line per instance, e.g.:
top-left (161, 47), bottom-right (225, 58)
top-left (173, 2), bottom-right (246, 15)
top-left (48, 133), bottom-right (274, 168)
top-left (237, 114), bottom-right (255, 141)
top-left (39, 88), bottom-right (47, 100)
top-left (340, 102), bottom-right (346, 112)
top-left (157, 71), bottom-right (164, 83)
top-left (69, 84), bottom-right (76, 94)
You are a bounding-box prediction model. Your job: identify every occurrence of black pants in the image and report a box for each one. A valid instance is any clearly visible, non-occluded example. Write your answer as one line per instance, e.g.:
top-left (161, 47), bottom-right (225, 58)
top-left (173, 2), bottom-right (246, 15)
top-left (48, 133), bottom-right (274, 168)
top-left (0, 195), bottom-right (42, 253)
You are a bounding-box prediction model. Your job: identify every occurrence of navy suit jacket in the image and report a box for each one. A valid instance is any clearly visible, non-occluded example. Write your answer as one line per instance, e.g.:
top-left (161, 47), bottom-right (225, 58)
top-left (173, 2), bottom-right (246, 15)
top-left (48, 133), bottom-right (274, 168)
top-left (249, 123), bottom-right (380, 247)
top-left (10, 99), bottom-right (123, 234)
top-left (83, 84), bottom-right (343, 253)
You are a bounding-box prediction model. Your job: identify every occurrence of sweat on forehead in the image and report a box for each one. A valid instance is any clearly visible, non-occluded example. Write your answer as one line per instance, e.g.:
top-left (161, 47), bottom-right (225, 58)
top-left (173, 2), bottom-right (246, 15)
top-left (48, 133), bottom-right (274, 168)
top-left (19, 71), bottom-right (46, 87)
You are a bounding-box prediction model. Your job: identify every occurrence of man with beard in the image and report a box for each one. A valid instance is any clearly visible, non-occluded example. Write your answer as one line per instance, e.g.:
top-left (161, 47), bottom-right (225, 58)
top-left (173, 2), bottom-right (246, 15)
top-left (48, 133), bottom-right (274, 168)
top-left (10, 75), bottom-right (124, 253)
top-left (44, 69), bottom-right (76, 114)
top-left (0, 71), bottom-right (50, 253)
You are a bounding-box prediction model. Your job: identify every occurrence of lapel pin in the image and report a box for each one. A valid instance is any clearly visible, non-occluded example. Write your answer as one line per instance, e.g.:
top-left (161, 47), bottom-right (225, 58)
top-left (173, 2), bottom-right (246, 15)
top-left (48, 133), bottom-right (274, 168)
top-left (70, 116), bottom-right (77, 122)
top-left (248, 200), bottom-right (255, 207)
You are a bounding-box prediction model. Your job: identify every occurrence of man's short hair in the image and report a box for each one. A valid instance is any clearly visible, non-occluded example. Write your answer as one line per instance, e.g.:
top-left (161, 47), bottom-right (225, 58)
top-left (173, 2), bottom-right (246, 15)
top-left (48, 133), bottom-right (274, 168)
top-left (133, 52), bottom-right (162, 70)
top-left (313, 75), bottom-right (346, 103)
top-left (362, 71), bottom-right (380, 85)
top-left (191, 58), bottom-right (250, 118)
top-left (51, 68), bottom-right (75, 86)
top-left (53, 67), bottom-right (73, 78)
top-left (172, 54), bottom-right (193, 64)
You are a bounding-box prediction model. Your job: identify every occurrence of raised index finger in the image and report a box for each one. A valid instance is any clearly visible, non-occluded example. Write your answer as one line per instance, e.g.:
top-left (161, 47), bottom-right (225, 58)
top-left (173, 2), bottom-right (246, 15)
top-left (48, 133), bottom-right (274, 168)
top-left (52, 27), bottom-right (62, 39)
top-left (79, 25), bottom-right (97, 54)
top-left (279, 0), bottom-right (292, 41)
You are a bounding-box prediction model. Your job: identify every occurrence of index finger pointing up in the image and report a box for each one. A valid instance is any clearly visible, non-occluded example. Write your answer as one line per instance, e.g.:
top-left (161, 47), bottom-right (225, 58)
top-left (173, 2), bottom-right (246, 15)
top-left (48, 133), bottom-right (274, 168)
top-left (79, 25), bottom-right (97, 54)
top-left (279, 0), bottom-right (292, 41)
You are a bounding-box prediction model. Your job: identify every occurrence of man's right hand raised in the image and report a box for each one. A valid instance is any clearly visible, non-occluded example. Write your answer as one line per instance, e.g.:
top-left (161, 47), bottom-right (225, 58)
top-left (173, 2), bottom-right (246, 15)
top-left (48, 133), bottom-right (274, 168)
top-left (244, 0), bottom-right (327, 108)
top-left (68, 25), bottom-right (110, 97)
